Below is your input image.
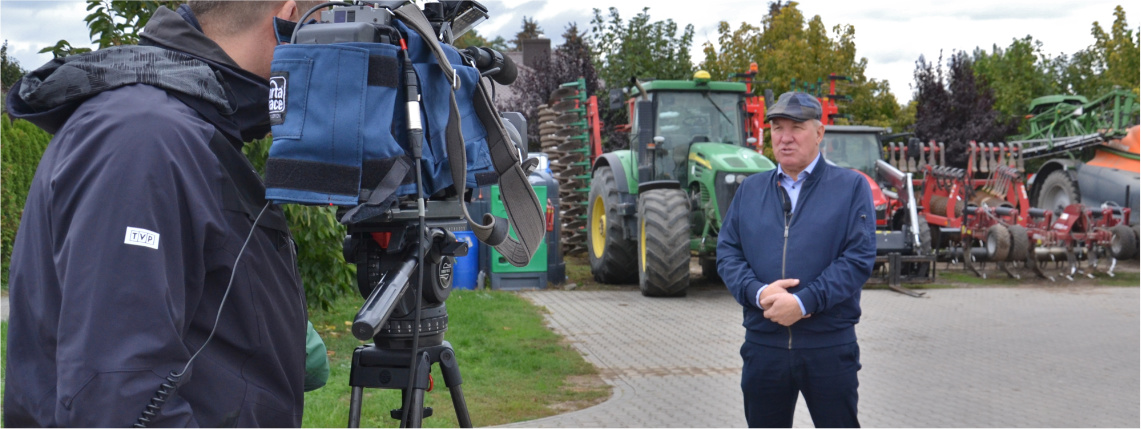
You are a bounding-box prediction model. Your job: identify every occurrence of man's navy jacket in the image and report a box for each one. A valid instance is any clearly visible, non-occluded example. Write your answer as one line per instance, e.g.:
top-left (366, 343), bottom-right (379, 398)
top-left (717, 156), bottom-right (876, 349)
top-left (3, 6), bottom-right (308, 427)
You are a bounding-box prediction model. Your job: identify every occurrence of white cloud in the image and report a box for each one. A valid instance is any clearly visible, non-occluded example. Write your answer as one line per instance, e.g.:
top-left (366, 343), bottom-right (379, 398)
top-left (2, 0), bottom-right (1135, 103)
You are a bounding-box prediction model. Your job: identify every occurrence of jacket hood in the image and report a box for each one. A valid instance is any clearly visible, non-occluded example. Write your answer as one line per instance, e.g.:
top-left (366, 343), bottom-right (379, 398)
top-left (6, 46), bottom-right (229, 134)
top-left (141, 5), bottom-right (274, 142)
top-left (6, 5), bottom-right (272, 141)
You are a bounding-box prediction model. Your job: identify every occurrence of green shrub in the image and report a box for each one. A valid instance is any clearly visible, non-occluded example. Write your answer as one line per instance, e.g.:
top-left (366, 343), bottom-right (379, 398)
top-left (242, 138), bottom-right (356, 310)
top-left (1, 116), bottom-right (354, 308)
top-left (1, 115), bottom-right (52, 289)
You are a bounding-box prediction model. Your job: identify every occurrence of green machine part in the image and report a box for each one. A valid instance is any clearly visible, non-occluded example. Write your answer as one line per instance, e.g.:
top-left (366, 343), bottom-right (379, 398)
top-left (489, 184), bottom-right (549, 275)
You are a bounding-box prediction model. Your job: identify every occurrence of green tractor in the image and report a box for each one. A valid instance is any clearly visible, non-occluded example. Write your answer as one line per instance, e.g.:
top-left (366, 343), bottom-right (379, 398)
top-left (588, 72), bottom-right (776, 296)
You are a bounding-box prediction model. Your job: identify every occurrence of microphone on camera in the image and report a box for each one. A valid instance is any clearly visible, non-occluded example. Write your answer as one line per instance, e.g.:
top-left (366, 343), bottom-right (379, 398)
top-left (462, 46), bottom-right (517, 85)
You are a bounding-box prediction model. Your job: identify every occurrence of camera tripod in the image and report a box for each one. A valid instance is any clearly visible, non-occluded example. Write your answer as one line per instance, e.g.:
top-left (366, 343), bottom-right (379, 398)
top-left (346, 337), bottom-right (472, 428)
top-left (343, 211), bottom-right (474, 428)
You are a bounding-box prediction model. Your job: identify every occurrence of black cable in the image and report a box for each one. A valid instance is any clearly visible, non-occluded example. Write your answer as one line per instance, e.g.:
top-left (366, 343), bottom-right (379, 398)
top-left (398, 41), bottom-right (426, 429)
top-left (135, 202), bottom-right (272, 427)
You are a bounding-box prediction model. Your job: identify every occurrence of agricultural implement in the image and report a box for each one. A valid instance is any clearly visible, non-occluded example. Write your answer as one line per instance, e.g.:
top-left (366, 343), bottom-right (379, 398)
top-left (535, 78), bottom-right (604, 256)
top-left (888, 138), bottom-right (1137, 280)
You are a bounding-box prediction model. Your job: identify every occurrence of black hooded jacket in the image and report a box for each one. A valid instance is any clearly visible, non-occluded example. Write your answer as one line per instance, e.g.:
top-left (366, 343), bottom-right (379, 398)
top-left (3, 6), bottom-right (307, 427)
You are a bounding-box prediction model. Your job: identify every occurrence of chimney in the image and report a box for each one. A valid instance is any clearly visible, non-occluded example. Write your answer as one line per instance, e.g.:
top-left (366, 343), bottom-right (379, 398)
top-left (521, 37), bottom-right (551, 69)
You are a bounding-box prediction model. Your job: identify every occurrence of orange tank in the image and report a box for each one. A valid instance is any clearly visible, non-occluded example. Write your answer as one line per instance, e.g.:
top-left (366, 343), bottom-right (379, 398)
top-left (1087, 125), bottom-right (1140, 173)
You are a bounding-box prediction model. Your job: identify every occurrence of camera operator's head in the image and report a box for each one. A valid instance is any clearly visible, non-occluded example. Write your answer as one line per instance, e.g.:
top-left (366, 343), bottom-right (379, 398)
top-left (188, 0), bottom-right (321, 79)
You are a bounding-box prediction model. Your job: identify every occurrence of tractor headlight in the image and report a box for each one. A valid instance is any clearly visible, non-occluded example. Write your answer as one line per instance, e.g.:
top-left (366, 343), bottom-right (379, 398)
top-left (724, 174), bottom-right (737, 184)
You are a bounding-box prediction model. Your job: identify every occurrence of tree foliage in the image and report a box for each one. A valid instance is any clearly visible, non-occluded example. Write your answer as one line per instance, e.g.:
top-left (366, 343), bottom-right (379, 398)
top-left (699, 1), bottom-right (902, 129)
top-left (2, 40), bottom-right (27, 104)
top-left (972, 36), bottom-right (1066, 122)
top-left (453, 29), bottom-right (509, 51)
top-left (2, 115), bottom-right (52, 289)
top-left (498, 23), bottom-right (600, 151)
top-left (589, 7), bottom-right (695, 90)
top-left (913, 52), bottom-right (1017, 167)
top-left (1064, 5), bottom-right (1140, 97)
top-left (587, 7), bottom-right (695, 150)
top-left (510, 16), bottom-right (544, 50)
top-left (41, 1), bottom-right (180, 58)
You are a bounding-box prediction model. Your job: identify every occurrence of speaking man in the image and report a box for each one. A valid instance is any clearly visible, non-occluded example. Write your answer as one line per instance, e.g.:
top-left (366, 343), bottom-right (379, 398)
top-left (718, 92), bottom-right (876, 427)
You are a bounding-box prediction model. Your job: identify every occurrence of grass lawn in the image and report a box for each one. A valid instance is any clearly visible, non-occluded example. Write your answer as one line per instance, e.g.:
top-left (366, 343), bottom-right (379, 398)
top-left (303, 289), bottom-right (609, 427)
top-left (0, 290), bottom-right (609, 427)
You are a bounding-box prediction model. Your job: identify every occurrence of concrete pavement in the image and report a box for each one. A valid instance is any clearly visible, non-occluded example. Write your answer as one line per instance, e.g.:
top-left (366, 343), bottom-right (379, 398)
top-left (504, 285), bottom-right (1140, 427)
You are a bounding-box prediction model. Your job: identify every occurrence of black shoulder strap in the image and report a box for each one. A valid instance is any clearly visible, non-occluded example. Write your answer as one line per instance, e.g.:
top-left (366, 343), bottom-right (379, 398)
top-left (394, 3), bottom-right (545, 267)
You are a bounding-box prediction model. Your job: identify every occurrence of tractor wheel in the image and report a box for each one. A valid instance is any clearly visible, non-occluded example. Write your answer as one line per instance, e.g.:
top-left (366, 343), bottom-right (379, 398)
top-left (587, 166), bottom-right (637, 283)
top-left (1036, 170), bottom-right (1080, 212)
top-left (637, 189), bottom-right (691, 297)
top-left (1007, 225), bottom-right (1030, 262)
top-left (1109, 224), bottom-right (1138, 260)
top-left (701, 257), bottom-right (720, 281)
top-left (1133, 224), bottom-right (1140, 259)
top-left (985, 224), bottom-right (1012, 262)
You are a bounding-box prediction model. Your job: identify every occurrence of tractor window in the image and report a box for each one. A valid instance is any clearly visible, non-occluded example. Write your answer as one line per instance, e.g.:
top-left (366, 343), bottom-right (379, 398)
top-left (820, 133), bottom-right (881, 177)
top-left (651, 92), bottom-right (744, 181)
top-left (655, 92), bottom-right (744, 147)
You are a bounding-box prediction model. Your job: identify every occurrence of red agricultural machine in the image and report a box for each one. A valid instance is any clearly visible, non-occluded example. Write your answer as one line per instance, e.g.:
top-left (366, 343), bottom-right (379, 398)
top-left (889, 137), bottom-right (1137, 281)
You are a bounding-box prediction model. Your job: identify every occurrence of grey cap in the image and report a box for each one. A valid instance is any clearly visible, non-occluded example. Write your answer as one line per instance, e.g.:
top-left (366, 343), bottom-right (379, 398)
top-left (765, 91), bottom-right (822, 122)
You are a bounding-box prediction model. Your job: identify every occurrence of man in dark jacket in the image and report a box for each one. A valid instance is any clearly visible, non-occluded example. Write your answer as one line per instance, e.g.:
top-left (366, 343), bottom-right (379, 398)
top-left (4, 1), bottom-right (323, 426)
top-left (718, 92), bottom-right (876, 428)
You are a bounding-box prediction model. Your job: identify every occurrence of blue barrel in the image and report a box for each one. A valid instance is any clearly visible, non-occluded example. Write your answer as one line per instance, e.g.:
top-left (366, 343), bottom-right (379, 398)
top-left (452, 231), bottom-right (480, 290)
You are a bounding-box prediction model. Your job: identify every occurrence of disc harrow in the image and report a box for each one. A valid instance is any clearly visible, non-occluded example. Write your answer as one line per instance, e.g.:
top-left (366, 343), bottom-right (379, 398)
top-left (538, 79), bottom-right (601, 256)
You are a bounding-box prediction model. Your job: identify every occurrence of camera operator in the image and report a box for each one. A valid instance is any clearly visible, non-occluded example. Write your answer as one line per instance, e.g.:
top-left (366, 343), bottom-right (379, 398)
top-left (4, 1), bottom-right (327, 426)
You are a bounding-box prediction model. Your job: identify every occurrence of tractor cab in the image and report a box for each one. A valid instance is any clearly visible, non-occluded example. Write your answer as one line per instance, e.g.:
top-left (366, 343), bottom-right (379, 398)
top-left (819, 125), bottom-right (886, 178)
top-left (627, 72), bottom-right (758, 189)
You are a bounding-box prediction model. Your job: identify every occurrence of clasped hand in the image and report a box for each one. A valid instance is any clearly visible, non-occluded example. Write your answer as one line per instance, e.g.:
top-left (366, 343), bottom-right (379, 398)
top-left (758, 279), bottom-right (811, 327)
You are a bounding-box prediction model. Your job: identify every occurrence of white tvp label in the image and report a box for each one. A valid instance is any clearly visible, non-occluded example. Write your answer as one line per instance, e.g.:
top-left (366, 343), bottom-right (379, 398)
top-left (125, 227), bottom-right (160, 250)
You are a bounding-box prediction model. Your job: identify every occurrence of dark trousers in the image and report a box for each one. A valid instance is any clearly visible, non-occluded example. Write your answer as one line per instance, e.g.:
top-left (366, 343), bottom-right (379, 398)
top-left (740, 341), bottom-right (861, 428)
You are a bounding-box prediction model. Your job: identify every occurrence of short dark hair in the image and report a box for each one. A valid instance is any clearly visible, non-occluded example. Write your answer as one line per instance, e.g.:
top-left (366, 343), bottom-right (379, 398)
top-left (189, 0), bottom-right (286, 36)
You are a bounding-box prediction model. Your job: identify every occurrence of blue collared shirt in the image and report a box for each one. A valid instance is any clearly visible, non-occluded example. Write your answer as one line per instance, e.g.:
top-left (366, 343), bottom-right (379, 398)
top-left (755, 154), bottom-right (822, 314)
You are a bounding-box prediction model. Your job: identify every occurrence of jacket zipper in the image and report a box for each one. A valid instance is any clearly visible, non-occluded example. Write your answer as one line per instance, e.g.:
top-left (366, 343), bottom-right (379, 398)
top-left (783, 209), bottom-right (793, 349)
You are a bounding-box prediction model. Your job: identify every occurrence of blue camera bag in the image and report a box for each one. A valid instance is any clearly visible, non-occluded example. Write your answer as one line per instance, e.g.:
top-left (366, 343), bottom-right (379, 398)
top-left (263, 3), bottom-right (544, 267)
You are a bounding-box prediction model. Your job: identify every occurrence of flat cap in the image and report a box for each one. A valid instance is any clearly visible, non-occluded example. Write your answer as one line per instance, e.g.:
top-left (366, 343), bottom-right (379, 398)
top-left (765, 91), bottom-right (822, 122)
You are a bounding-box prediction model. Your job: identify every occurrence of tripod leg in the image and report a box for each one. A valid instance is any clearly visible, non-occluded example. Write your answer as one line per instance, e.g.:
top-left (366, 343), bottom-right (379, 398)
top-left (348, 386), bottom-right (364, 428)
top-left (401, 352), bottom-right (432, 428)
top-left (438, 347), bottom-right (473, 428)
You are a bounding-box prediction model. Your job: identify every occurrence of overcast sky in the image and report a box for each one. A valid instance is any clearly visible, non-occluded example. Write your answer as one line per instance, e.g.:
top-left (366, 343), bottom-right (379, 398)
top-left (2, 0), bottom-right (1136, 103)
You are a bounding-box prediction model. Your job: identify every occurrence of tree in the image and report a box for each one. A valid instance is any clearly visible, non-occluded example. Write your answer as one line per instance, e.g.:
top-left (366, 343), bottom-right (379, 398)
top-left (588, 7), bottom-right (695, 149)
top-left (698, 1), bottom-right (900, 129)
top-left (1064, 5), bottom-right (1139, 97)
top-left (510, 16), bottom-right (544, 50)
top-left (41, 0), bottom-right (181, 58)
top-left (972, 36), bottom-right (1066, 122)
top-left (912, 51), bottom-right (1017, 167)
top-left (2, 41), bottom-right (26, 93)
top-left (498, 23), bottom-right (600, 150)
top-left (453, 29), bottom-right (509, 51)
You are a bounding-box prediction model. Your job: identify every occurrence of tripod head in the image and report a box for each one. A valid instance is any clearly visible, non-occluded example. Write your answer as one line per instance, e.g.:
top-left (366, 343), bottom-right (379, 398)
top-left (343, 198), bottom-right (469, 347)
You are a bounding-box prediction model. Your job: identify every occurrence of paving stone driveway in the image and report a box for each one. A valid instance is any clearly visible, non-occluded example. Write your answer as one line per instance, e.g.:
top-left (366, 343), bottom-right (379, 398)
top-left (503, 285), bottom-right (1140, 427)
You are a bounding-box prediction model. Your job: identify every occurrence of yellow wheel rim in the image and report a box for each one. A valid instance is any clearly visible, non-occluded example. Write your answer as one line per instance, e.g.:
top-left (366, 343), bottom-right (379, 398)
top-left (640, 216), bottom-right (647, 272)
top-left (591, 195), bottom-right (606, 259)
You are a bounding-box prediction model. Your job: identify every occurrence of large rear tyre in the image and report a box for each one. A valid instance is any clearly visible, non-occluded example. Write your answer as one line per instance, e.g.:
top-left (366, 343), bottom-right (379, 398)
top-left (1133, 224), bottom-right (1140, 259)
top-left (1007, 225), bottom-right (1030, 262)
top-left (1109, 224), bottom-right (1137, 260)
top-left (588, 166), bottom-right (637, 283)
top-left (1036, 170), bottom-right (1080, 212)
top-left (638, 189), bottom-right (691, 297)
top-left (985, 224), bottom-right (1012, 262)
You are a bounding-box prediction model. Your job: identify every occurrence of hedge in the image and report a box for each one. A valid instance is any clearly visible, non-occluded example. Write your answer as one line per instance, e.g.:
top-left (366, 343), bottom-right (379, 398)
top-left (0, 115), bottom-right (355, 309)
